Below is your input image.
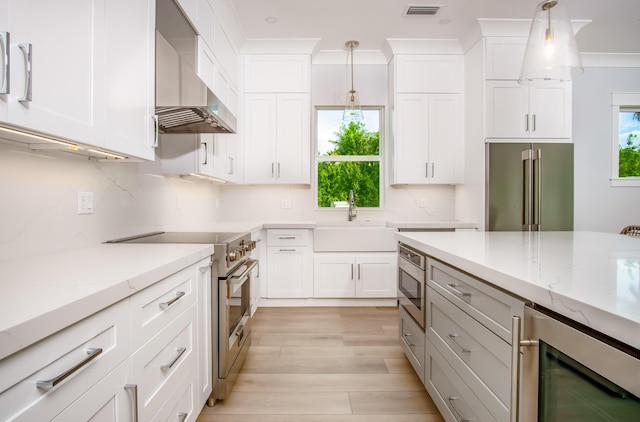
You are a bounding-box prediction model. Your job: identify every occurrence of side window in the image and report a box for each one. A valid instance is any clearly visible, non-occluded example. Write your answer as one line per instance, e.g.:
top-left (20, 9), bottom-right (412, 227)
top-left (315, 107), bottom-right (383, 208)
top-left (611, 93), bottom-right (640, 186)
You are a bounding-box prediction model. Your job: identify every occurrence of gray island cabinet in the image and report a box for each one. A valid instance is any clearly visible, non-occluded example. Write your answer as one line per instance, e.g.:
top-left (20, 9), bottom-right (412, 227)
top-left (396, 231), bottom-right (640, 422)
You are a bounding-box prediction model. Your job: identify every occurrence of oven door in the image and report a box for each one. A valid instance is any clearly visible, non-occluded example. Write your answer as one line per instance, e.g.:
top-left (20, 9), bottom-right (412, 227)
top-left (398, 256), bottom-right (426, 328)
top-left (519, 306), bottom-right (640, 421)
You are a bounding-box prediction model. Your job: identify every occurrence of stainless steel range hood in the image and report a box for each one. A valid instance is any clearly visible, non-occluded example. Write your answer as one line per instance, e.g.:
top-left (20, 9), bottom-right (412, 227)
top-left (155, 0), bottom-right (236, 134)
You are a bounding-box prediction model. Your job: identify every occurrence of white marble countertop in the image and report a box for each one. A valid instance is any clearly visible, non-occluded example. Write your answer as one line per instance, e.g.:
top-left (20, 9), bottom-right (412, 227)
top-left (395, 231), bottom-right (640, 350)
top-left (0, 243), bottom-right (213, 360)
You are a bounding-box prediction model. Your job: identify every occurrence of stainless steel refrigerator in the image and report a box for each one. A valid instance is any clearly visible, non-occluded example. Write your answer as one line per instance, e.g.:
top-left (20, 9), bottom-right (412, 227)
top-left (486, 143), bottom-right (574, 231)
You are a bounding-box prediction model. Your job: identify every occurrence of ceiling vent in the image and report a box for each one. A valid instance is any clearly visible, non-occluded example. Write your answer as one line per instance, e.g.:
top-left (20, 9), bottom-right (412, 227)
top-left (404, 5), bottom-right (441, 16)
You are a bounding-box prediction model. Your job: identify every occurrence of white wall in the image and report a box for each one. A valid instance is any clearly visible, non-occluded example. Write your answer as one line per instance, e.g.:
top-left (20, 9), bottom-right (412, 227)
top-left (572, 67), bottom-right (640, 233)
top-left (218, 62), bottom-right (458, 222)
top-left (0, 141), bottom-right (222, 260)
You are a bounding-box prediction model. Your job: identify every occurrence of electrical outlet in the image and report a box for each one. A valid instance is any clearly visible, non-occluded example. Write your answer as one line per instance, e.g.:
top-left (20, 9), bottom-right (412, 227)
top-left (78, 191), bottom-right (94, 214)
top-left (281, 199), bottom-right (291, 209)
top-left (419, 198), bottom-right (427, 208)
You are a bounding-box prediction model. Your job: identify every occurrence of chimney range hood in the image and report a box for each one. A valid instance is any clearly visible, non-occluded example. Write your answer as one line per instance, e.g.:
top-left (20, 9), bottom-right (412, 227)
top-left (155, 0), bottom-right (237, 134)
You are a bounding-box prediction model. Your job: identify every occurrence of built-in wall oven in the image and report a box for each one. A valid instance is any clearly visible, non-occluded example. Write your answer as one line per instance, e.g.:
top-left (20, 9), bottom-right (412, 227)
top-left (398, 243), bottom-right (427, 329)
top-left (512, 305), bottom-right (640, 421)
top-left (106, 231), bottom-right (257, 406)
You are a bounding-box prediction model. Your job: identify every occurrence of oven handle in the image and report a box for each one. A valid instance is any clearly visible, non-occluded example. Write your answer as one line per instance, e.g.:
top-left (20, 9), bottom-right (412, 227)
top-left (229, 259), bottom-right (257, 283)
top-left (510, 316), bottom-right (538, 422)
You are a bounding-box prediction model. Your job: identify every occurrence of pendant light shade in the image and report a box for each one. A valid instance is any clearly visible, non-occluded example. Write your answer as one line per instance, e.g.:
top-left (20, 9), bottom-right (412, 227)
top-left (519, 0), bottom-right (583, 86)
top-left (343, 40), bottom-right (364, 122)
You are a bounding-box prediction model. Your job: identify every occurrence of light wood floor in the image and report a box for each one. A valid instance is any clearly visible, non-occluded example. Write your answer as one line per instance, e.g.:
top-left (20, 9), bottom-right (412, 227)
top-left (197, 306), bottom-right (444, 422)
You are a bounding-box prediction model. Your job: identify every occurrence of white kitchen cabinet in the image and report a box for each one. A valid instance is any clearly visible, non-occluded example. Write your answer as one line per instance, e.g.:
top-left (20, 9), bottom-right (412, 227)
top-left (197, 36), bottom-right (238, 117)
top-left (195, 257), bottom-right (214, 411)
top-left (160, 134), bottom-right (215, 180)
top-left (393, 55), bottom-right (463, 94)
top-left (0, 299), bottom-right (131, 421)
top-left (244, 55), bottom-right (310, 93)
top-left (399, 305), bottom-right (425, 384)
top-left (485, 37), bottom-right (527, 80)
top-left (313, 253), bottom-right (397, 298)
top-left (486, 80), bottom-right (572, 140)
top-left (391, 93), bottom-right (463, 184)
top-left (196, 0), bottom-right (215, 51)
top-left (2, 0), bottom-right (106, 148)
top-left (266, 229), bottom-right (313, 298)
top-left (51, 359), bottom-right (133, 422)
top-left (104, 0), bottom-right (156, 160)
top-left (244, 93), bottom-right (310, 184)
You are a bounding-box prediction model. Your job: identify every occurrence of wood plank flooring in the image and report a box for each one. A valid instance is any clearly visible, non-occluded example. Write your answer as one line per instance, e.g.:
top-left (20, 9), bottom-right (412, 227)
top-left (197, 306), bottom-right (444, 422)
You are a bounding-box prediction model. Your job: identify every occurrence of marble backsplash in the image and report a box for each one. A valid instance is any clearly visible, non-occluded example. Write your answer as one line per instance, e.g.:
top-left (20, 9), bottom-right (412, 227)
top-left (0, 141), bottom-right (221, 261)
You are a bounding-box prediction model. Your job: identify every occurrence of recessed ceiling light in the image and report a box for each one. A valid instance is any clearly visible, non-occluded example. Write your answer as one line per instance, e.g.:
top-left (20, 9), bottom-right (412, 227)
top-left (265, 16), bottom-right (277, 24)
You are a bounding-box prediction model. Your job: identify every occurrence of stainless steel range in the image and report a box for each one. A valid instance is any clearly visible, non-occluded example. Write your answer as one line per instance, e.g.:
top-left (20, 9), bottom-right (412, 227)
top-left (106, 231), bottom-right (257, 405)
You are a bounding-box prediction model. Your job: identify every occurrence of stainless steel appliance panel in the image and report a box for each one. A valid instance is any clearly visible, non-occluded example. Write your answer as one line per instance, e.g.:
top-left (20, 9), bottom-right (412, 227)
top-left (486, 143), bottom-right (573, 231)
top-left (516, 305), bottom-right (640, 421)
top-left (398, 243), bottom-right (427, 329)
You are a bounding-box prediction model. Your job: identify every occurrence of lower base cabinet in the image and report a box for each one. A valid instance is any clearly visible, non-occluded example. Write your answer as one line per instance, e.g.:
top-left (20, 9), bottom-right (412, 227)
top-left (313, 253), bottom-right (397, 298)
top-left (0, 258), bottom-right (211, 422)
top-left (399, 306), bottom-right (425, 383)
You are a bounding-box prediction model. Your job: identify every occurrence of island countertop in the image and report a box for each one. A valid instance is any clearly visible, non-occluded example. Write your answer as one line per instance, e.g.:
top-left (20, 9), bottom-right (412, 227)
top-left (395, 231), bottom-right (640, 350)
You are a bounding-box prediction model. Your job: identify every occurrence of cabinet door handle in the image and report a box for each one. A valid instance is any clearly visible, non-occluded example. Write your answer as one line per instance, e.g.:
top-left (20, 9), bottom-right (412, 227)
top-left (402, 333), bottom-right (416, 347)
top-left (18, 43), bottom-right (32, 103)
top-left (161, 346), bottom-right (187, 370)
top-left (277, 162), bottom-right (281, 178)
top-left (525, 114), bottom-right (529, 132)
top-left (447, 396), bottom-right (471, 422)
top-left (0, 32), bottom-right (9, 94)
top-left (36, 348), bottom-right (103, 390)
top-left (152, 115), bottom-right (159, 147)
top-left (425, 162), bottom-right (429, 178)
top-left (279, 248), bottom-right (296, 252)
top-left (227, 156), bottom-right (234, 175)
top-left (446, 283), bottom-right (471, 298)
top-left (357, 263), bottom-right (361, 280)
top-left (447, 334), bottom-right (472, 353)
top-left (159, 291), bottom-right (186, 310)
top-left (351, 263), bottom-right (354, 280)
top-left (124, 384), bottom-right (139, 422)
top-left (201, 142), bottom-right (208, 165)
top-left (532, 114), bottom-right (536, 132)
top-left (431, 162), bottom-right (435, 178)
top-left (178, 412), bottom-right (188, 422)
top-left (278, 236), bottom-right (296, 240)
top-left (271, 162), bottom-right (275, 178)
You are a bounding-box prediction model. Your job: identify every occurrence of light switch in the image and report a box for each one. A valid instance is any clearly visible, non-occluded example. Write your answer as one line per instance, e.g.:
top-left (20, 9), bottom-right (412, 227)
top-left (78, 191), bottom-right (94, 214)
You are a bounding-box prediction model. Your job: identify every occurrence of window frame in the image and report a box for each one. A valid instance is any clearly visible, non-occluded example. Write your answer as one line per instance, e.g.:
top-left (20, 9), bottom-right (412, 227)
top-left (611, 93), bottom-right (640, 187)
top-left (314, 105), bottom-right (385, 209)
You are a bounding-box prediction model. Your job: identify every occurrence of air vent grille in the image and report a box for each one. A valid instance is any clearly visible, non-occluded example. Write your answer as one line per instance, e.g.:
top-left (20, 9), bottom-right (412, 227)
top-left (404, 5), bottom-right (440, 16)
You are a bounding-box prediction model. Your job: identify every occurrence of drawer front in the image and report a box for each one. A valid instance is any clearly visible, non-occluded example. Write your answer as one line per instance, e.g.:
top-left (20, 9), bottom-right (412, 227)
top-left (428, 287), bottom-right (510, 417)
top-left (429, 259), bottom-right (524, 343)
top-left (130, 264), bottom-right (197, 350)
top-left (399, 306), bottom-right (425, 383)
top-left (52, 359), bottom-right (133, 422)
top-left (267, 229), bottom-right (310, 246)
top-left (154, 365), bottom-right (196, 422)
top-left (132, 304), bottom-right (196, 421)
top-left (425, 344), bottom-right (497, 422)
top-left (0, 299), bottom-right (131, 422)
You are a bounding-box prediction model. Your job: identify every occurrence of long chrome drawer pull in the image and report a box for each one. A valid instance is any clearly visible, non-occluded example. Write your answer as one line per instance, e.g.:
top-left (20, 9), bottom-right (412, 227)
top-left (446, 283), bottom-right (471, 298)
top-left (159, 291), bottom-right (186, 310)
top-left (161, 347), bottom-right (186, 371)
top-left (18, 43), bottom-right (32, 103)
top-left (510, 316), bottom-right (537, 422)
top-left (447, 396), bottom-right (471, 422)
top-left (177, 412), bottom-right (188, 422)
top-left (0, 32), bottom-right (9, 94)
top-left (152, 114), bottom-right (159, 147)
top-left (279, 248), bottom-right (296, 252)
top-left (36, 348), bottom-right (102, 390)
top-left (278, 236), bottom-right (296, 240)
top-left (124, 384), bottom-right (139, 422)
top-left (402, 333), bottom-right (416, 347)
top-left (447, 334), bottom-right (472, 353)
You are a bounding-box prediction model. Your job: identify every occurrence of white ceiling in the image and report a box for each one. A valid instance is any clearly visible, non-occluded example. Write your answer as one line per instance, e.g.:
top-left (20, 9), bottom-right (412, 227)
top-left (229, 0), bottom-right (640, 54)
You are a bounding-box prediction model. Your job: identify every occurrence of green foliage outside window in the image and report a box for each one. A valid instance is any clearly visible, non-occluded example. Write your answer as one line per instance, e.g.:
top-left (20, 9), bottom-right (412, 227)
top-left (619, 112), bottom-right (640, 177)
top-left (317, 121), bottom-right (380, 207)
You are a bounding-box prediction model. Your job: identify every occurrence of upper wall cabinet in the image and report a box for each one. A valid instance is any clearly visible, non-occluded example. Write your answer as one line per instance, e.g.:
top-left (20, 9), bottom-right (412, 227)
top-left (485, 37), bottom-right (527, 80)
top-left (2, 0), bottom-right (106, 147)
top-left (244, 55), bottom-right (311, 93)
top-left (483, 36), bottom-right (572, 141)
top-left (394, 55), bottom-right (463, 93)
top-left (0, 0), bottom-right (156, 160)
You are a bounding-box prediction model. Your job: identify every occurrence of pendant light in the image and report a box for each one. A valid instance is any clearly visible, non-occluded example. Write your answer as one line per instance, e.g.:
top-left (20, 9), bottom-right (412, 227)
top-left (519, 0), bottom-right (583, 86)
top-left (342, 40), bottom-right (364, 122)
